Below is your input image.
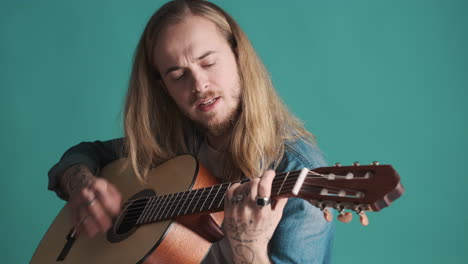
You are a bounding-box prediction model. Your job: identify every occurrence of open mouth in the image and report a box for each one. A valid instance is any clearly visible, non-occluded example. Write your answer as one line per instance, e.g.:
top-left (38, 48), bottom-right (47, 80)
top-left (196, 96), bottom-right (220, 112)
top-left (198, 97), bottom-right (219, 106)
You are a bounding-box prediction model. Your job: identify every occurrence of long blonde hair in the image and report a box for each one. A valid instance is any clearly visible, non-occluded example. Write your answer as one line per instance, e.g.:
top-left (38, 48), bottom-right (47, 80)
top-left (124, 0), bottom-right (314, 183)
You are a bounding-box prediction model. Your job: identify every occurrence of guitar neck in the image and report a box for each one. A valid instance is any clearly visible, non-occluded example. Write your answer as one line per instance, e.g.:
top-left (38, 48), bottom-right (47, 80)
top-left (129, 171), bottom-right (301, 226)
top-left (120, 162), bottom-right (403, 228)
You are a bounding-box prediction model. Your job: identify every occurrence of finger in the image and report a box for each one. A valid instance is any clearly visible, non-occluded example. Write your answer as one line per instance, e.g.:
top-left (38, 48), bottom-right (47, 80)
top-left (272, 197), bottom-right (288, 211)
top-left (257, 170), bottom-right (275, 198)
top-left (70, 187), bottom-right (95, 226)
top-left (80, 215), bottom-right (100, 237)
top-left (248, 178), bottom-right (260, 202)
top-left (87, 199), bottom-right (113, 233)
top-left (81, 187), bottom-right (112, 232)
top-left (79, 188), bottom-right (112, 234)
top-left (225, 183), bottom-right (243, 210)
top-left (68, 186), bottom-right (91, 209)
top-left (91, 179), bottom-right (122, 216)
top-left (81, 187), bottom-right (97, 206)
top-left (73, 203), bottom-right (100, 238)
top-left (226, 182), bottom-right (241, 199)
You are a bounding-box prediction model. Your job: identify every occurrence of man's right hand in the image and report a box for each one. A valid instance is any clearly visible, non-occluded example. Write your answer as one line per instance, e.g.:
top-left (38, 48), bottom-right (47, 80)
top-left (60, 164), bottom-right (122, 237)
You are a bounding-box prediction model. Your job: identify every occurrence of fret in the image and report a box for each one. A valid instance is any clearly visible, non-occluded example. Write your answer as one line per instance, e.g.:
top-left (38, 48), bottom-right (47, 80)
top-left (148, 195), bottom-right (162, 223)
top-left (208, 184), bottom-right (223, 210)
top-left (130, 171), bottom-right (308, 225)
top-left (217, 182), bottom-right (232, 209)
top-left (165, 192), bottom-right (179, 219)
top-left (176, 191), bottom-right (190, 216)
top-left (142, 196), bottom-right (156, 223)
top-left (170, 191), bottom-right (185, 218)
top-left (160, 193), bottom-right (175, 220)
top-left (191, 188), bottom-right (205, 213)
top-left (200, 186), bottom-right (214, 212)
top-left (136, 198), bottom-right (149, 224)
top-left (277, 172), bottom-right (290, 195)
top-left (184, 189), bottom-right (199, 215)
top-left (154, 194), bottom-right (169, 221)
top-left (136, 197), bottom-right (150, 225)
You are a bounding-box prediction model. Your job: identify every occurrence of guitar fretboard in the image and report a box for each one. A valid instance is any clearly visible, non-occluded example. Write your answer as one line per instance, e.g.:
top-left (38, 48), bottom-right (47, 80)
top-left (123, 170), bottom-right (304, 226)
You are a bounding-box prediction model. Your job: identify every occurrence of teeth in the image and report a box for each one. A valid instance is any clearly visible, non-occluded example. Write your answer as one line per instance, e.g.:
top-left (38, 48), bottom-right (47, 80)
top-left (201, 98), bottom-right (216, 105)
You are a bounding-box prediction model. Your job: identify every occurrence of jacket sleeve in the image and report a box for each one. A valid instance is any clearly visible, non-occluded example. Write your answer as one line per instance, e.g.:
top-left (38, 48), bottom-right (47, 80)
top-left (48, 138), bottom-right (125, 200)
top-left (269, 139), bottom-right (335, 264)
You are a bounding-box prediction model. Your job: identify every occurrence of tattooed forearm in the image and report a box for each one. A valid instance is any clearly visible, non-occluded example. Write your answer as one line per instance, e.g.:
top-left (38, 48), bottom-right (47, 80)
top-left (59, 164), bottom-right (95, 199)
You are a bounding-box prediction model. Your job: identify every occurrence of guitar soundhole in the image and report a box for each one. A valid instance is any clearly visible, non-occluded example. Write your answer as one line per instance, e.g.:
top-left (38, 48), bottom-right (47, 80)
top-left (107, 189), bottom-right (156, 243)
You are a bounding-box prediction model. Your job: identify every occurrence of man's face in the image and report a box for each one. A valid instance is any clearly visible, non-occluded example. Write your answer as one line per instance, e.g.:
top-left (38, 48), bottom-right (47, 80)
top-left (155, 15), bottom-right (241, 136)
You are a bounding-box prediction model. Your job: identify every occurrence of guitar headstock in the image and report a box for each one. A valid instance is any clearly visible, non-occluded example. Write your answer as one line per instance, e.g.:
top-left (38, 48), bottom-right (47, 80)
top-left (293, 161), bottom-right (404, 225)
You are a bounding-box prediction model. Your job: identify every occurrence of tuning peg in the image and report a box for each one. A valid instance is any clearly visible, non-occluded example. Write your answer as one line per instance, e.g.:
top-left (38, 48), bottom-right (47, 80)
top-left (353, 162), bottom-right (360, 166)
top-left (372, 161), bottom-right (379, 166)
top-left (317, 202), bottom-right (333, 222)
top-left (358, 211), bottom-right (369, 226)
top-left (337, 211), bottom-right (353, 223)
top-left (334, 162), bottom-right (341, 167)
top-left (322, 208), bottom-right (333, 222)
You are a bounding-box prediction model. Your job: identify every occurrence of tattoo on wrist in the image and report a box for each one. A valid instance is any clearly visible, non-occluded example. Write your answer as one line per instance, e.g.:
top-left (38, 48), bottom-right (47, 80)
top-left (234, 244), bottom-right (254, 264)
top-left (231, 237), bottom-right (258, 243)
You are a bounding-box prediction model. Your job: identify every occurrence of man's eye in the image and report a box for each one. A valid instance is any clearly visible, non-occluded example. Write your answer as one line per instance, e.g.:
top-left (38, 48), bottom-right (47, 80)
top-left (171, 71), bottom-right (185, 80)
top-left (202, 62), bottom-right (216, 68)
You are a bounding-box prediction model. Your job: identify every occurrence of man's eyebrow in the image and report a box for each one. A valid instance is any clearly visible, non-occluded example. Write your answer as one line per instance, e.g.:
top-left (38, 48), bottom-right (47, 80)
top-left (197, 50), bottom-right (216, 60)
top-left (164, 51), bottom-right (216, 77)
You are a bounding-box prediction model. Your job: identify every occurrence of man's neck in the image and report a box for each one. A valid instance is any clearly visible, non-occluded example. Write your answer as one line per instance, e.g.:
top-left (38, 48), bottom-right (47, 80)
top-left (206, 133), bottom-right (229, 151)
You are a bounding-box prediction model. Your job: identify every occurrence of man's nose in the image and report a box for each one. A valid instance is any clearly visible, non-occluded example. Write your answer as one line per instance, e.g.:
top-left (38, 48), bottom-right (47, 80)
top-left (191, 69), bottom-right (209, 93)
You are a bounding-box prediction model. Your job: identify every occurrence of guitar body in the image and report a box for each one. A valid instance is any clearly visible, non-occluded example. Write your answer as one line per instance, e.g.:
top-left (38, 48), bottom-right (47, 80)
top-left (31, 155), bottom-right (224, 264)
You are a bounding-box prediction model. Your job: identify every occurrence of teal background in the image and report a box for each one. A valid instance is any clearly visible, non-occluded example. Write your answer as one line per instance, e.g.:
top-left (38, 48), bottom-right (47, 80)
top-left (1, 0), bottom-right (466, 263)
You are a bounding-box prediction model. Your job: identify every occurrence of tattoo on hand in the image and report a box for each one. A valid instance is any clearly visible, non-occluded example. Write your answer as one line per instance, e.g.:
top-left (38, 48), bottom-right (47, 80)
top-left (61, 164), bottom-right (94, 197)
top-left (226, 217), bottom-right (264, 242)
top-left (231, 188), bottom-right (251, 205)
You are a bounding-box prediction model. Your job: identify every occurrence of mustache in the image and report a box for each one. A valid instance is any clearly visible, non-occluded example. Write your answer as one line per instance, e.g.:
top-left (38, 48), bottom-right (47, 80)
top-left (190, 91), bottom-right (217, 105)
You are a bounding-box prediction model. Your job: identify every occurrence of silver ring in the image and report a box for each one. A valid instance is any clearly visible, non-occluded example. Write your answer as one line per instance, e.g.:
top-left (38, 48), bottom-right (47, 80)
top-left (256, 196), bottom-right (271, 207)
top-left (78, 215), bottom-right (91, 226)
top-left (231, 194), bottom-right (244, 203)
top-left (86, 197), bottom-right (97, 207)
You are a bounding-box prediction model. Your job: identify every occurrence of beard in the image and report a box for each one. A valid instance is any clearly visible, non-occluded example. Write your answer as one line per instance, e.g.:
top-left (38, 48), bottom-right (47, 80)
top-left (187, 91), bottom-right (241, 137)
top-left (197, 104), bottom-right (241, 137)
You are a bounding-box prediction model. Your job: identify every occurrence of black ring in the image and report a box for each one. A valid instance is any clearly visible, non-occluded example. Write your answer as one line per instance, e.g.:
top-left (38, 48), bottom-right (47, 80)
top-left (256, 196), bottom-right (271, 207)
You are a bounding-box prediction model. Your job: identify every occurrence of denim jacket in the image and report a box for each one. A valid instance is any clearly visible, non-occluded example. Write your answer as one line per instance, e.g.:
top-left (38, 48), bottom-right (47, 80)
top-left (268, 138), bottom-right (334, 263)
top-left (48, 137), bottom-right (334, 263)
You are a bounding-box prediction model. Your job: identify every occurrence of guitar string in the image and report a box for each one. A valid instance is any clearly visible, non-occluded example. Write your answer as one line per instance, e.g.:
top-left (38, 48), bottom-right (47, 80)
top-left (121, 170), bottom-right (357, 220)
top-left (120, 170), bottom-right (344, 222)
top-left (121, 171), bottom-right (303, 214)
top-left (120, 169), bottom-right (359, 210)
top-left (120, 178), bottom-right (302, 224)
top-left (119, 173), bottom-right (331, 225)
top-left (121, 170), bottom-right (328, 210)
top-left (119, 169), bottom-right (315, 207)
top-left (120, 176), bottom-right (367, 226)
top-left (120, 169), bottom-right (368, 225)
top-left (121, 179), bottom-right (365, 227)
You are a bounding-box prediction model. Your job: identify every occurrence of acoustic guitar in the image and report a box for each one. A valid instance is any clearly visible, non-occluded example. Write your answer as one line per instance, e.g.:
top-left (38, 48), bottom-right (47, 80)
top-left (31, 155), bottom-right (403, 263)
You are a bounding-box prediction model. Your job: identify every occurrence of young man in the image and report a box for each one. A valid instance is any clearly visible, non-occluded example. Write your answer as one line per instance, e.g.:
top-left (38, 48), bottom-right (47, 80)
top-left (48, 0), bottom-right (334, 263)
